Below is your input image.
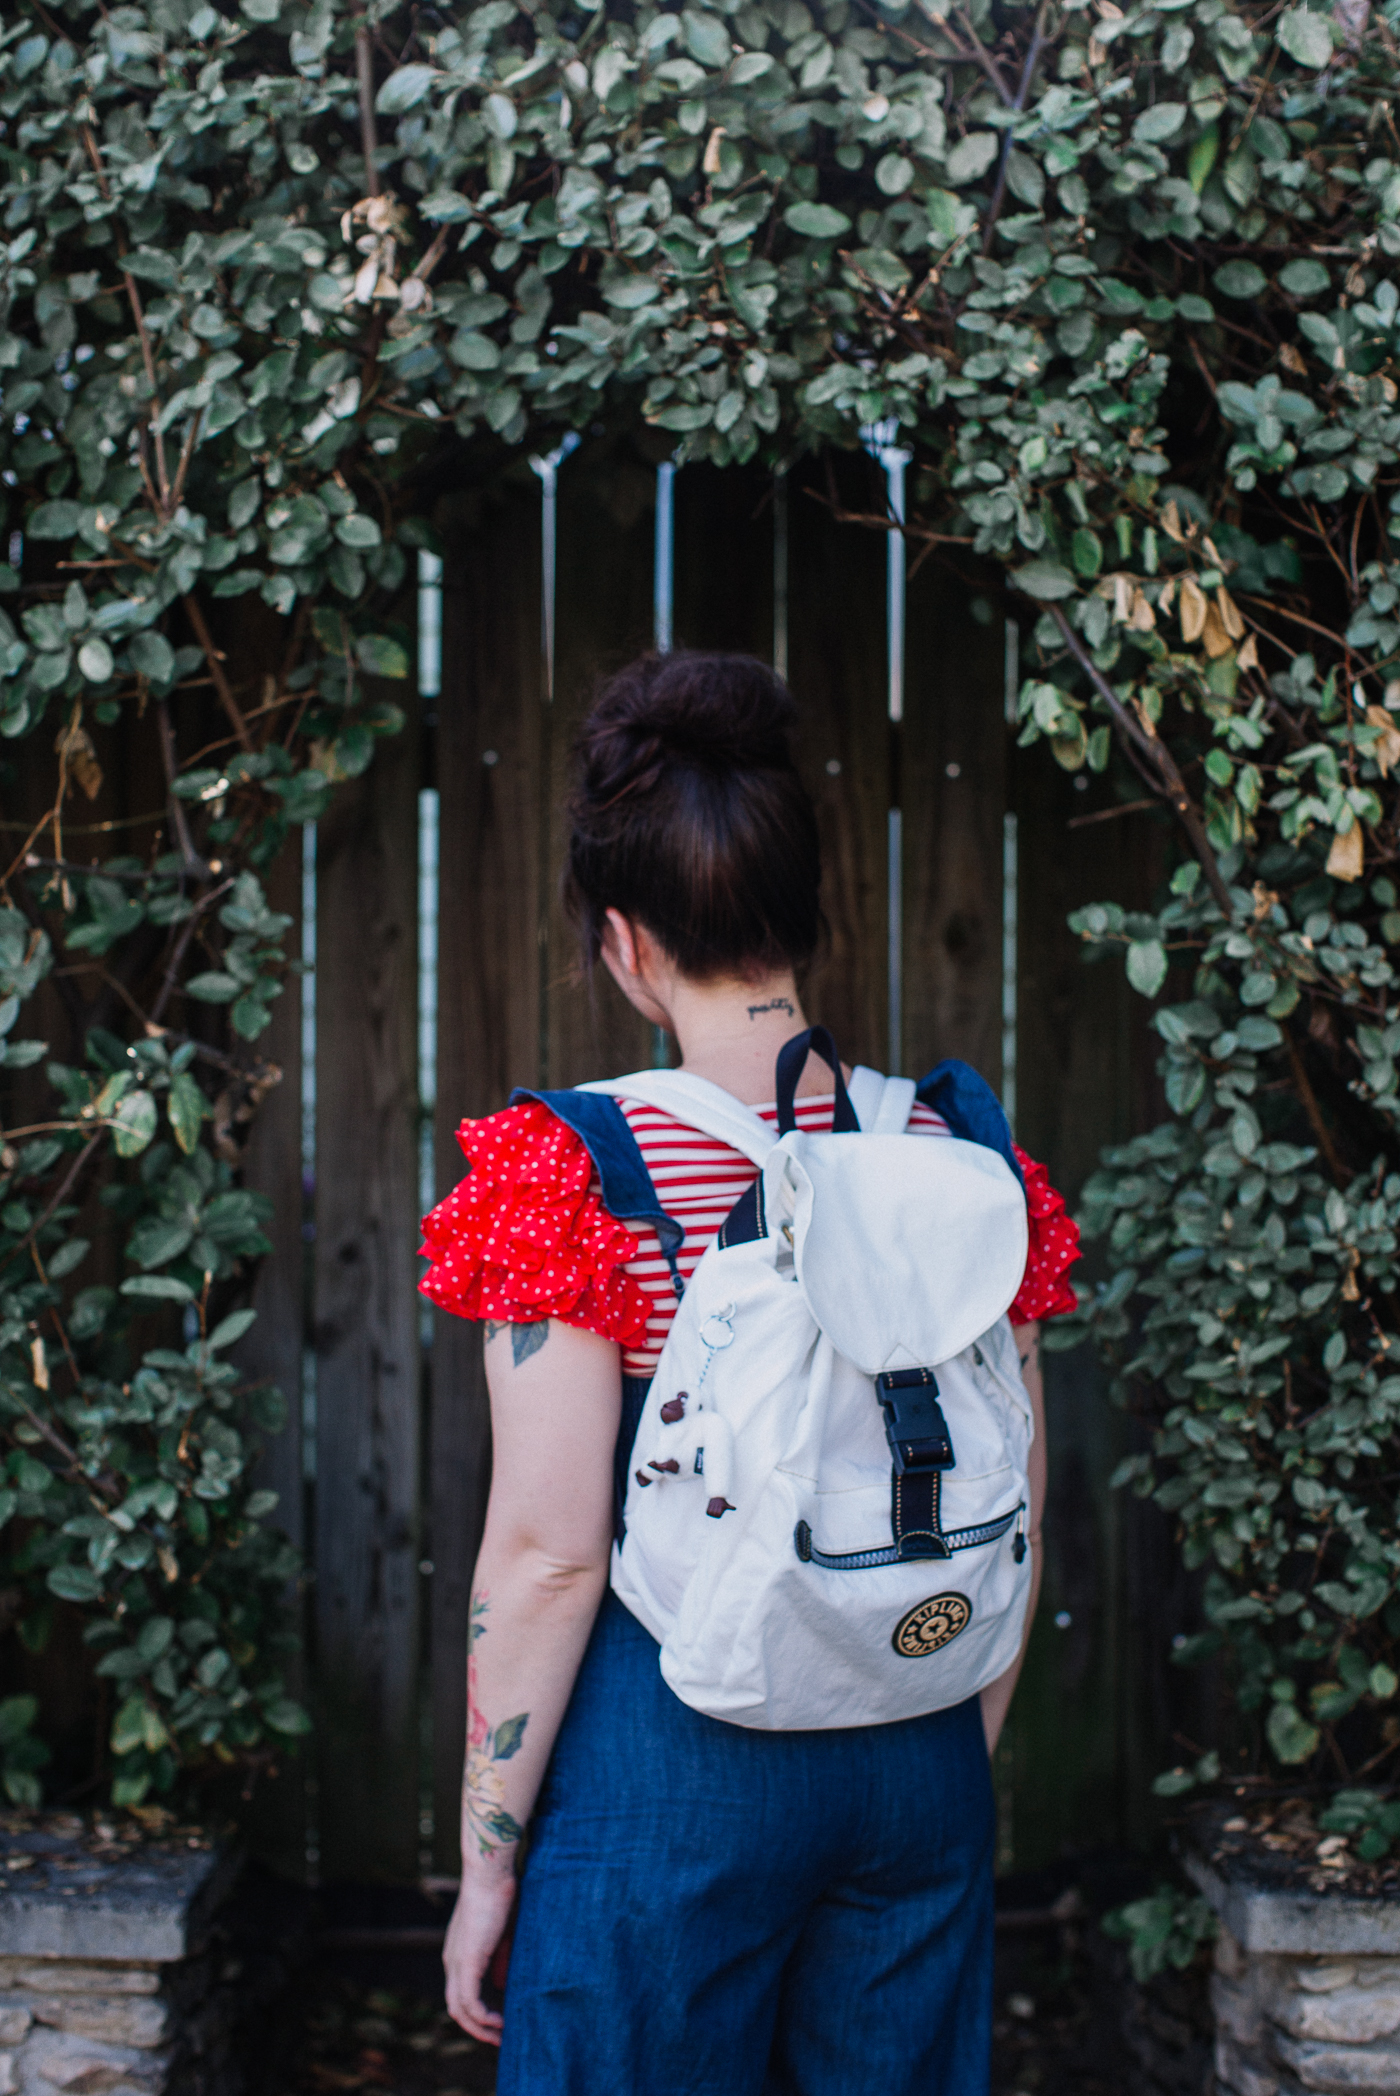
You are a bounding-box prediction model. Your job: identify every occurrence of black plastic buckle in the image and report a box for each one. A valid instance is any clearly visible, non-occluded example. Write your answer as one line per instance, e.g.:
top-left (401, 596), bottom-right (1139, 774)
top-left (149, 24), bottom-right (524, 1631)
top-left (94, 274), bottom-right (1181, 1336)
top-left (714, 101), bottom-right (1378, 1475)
top-left (876, 1368), bottom-right (955, 1478)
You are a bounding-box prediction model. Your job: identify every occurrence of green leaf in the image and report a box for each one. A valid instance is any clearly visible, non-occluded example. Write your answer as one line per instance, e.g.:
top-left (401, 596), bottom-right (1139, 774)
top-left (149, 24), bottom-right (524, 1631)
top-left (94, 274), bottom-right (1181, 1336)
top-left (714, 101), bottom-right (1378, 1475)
top-left (128, 630), bottom-right (176, 684)
top-left (1127, 941), bottom-right (1169, 998)
top-left (875, 153), bottom-right (913, 196)
top-left (185, 972), bottom-right (241, 1003)
top-left (1266, 1698), bottom-right (1321, 1765)
top-left (120, 1274), bottom-right (197, 1304)
top-left (48, 1563), bottom-right (104, 1603)
top-left (167, 1070), bottom-right (207, 1155)
top-left (78, 639), bottom-right (114, 683)
top-left (1213, 262), bottom-right (1267, 302)
top-left (110, 1090), bottom-right (158, 1158)
top-left (207, 1307), bottom-right (256, 1350)
top-left (1278, 258), bottom-right (1330, 298)
top-left (356, 634), bottom-right (410, 679)
top-left (376, 64), bottom-right (438, 113)
top-left (1011, 561), bottom-right (1077, 602)
top-left (1132, 102), bottom-right (1187, 145)
top-left (784, 202), bottom-right (851, 240)
top-left (1188, 127), bottom-right (1219, 194)
top-left (1071, 530), bottom-right (1103, 578)
top-left (27, 501), bottom-right (83, 539)
top-left (262, 1697), bottom-right (313, 1736)
top-left (1276, 7), bottom-right (1333, 67)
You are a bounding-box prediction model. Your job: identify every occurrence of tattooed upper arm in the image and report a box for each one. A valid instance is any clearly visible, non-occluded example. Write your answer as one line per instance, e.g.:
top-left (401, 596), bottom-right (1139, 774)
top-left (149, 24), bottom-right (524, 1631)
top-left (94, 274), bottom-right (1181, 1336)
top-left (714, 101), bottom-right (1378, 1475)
top-left (484, 1320), bottom-right (550, 1368)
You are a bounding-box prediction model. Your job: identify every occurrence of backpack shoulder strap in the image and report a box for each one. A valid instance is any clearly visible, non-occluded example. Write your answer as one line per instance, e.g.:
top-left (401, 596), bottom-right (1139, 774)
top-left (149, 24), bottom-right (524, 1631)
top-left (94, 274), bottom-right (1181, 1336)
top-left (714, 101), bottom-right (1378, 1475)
top-left (914, 1059), bottom-right (1024, 1190)
top-left (508, 1085), bottom-right (684, 1272)
top-left (580, 1069), bottom-right (776, 1168)
top-left (849, 1068), bottom-right (917, 1134)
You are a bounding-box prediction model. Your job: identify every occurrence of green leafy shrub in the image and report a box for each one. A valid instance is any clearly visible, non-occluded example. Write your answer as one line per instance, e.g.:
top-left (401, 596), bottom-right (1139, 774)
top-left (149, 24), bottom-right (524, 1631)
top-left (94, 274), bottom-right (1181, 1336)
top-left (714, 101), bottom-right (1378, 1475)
top-left (1103, 1886), bottom-right (1218, 1984)
top-left (1318, 1787), bottom-right (1400, 1862)
top-left (3, 0), bottom-right (1400, 1810)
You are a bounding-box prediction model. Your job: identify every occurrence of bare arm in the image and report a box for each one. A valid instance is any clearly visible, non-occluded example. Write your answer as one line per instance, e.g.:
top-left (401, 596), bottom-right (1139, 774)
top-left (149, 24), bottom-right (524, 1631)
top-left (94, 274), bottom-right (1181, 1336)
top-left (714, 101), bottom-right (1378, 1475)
top-left (443, 1317), bottom-right (621, 2042)
top-left (979, 1319), bottom-right (1047, 1754)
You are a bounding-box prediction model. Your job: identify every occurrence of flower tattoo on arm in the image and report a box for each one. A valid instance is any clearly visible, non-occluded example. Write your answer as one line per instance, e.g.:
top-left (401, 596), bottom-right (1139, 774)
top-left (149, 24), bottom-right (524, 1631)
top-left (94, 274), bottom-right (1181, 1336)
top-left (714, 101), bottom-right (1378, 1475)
top-left (464, 1591), bottom-right (530, 1858)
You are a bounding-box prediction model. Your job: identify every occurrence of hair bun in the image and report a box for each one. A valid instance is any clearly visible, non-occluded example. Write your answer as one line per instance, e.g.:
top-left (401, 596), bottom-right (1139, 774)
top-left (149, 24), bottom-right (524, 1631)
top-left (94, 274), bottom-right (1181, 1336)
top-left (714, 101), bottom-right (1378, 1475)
top-left (564, 650), bottom-right (822, 981)
top-left (576, 652), bottom-right (796, 809)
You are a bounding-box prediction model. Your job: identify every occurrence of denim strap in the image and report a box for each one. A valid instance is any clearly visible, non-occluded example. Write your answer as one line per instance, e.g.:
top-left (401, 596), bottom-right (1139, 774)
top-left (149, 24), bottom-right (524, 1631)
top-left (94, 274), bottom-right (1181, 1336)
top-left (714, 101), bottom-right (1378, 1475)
top-left (914, 1059), bottom-right (1024, 1191)
top-left (509, 1086), bottom-right (685, 1293)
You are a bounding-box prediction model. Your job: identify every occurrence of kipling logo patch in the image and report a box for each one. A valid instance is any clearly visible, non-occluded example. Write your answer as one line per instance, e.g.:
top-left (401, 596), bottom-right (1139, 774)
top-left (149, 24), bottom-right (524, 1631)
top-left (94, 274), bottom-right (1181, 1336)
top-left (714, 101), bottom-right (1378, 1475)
top-left (892, 1592), bottom-right (972, 1658)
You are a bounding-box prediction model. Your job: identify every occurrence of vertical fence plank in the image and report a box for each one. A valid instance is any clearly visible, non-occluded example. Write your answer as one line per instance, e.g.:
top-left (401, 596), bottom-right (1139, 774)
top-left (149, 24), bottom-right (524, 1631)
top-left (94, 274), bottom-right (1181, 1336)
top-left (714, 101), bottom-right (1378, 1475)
top-left (787, 458), bottom-right (889, 1069)
top-left (546, 438), bottom-right (657, 1090)
top-left (1004, 746), bottom-right (1182, 1868)
top-left (313, 679), bottom-right (422, 1885)
top-left (429, 479), bottom-right (541, 1873)
top-left (239, 830), bottom-right (308, 1876)
top-left (902, 577), bottom-right (1006, 1084)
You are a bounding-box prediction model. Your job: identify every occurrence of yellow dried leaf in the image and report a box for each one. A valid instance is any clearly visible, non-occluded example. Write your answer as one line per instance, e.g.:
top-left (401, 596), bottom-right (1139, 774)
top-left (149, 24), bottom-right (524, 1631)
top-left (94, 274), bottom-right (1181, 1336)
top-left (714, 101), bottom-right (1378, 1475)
top-left (1216, 585), bottom-right (1245, 640)
top-left (1279, 343), bottom-right (1307, 376)
top-left (1237, 633), bottom-right (1259, 672)
top-left (1327, 823), bottom-right (1365, 882)
top-left (1364, 704), bottom-right (1400, 777)
top-left (1161, 499), bottom-right (1185, 544)
top-left (1129, 587), bottom-right (1156, 632)
top-left (1087, 34), bottom-right (1106, 62)
top-left (1179, 574), bottom-right (1207, 642)
top-left (1201, 607), bottom-right (1232, 658)
top-left (1158, 576), bottom-right (1177, 614)
top-left (1113, 573), bottom-right (1133, 622)
top-left (30, 1336), bottom-right (49, 1392)
top-left (703, 125), bottom-right (727, 175)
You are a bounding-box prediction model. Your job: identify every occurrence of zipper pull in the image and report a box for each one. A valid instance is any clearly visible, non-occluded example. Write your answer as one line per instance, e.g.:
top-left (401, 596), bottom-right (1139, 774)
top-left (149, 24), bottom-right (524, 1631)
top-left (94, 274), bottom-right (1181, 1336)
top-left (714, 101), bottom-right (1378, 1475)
top-left (1012, 1508), bottom-right (1027, 1564)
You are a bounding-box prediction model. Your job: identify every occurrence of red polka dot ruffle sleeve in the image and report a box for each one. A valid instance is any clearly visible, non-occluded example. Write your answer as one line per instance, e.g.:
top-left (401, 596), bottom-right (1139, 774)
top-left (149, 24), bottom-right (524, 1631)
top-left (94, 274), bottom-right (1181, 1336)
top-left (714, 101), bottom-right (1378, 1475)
top-left (418, 1101), bottom-right (651, 1345)
top-left (1009, 1143), bottom-right (1081, 1324)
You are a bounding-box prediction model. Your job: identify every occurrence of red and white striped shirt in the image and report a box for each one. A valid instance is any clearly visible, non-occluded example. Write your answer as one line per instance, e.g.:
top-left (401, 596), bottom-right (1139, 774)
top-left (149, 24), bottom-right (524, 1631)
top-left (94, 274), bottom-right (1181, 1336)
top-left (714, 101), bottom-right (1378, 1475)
top-left (612, 1094), bottom-right (950, 1377)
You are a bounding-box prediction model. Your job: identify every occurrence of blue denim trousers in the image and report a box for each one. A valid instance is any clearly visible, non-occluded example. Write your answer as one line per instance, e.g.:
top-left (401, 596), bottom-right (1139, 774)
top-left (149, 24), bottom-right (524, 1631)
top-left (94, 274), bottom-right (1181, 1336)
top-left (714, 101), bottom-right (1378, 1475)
top-left (497, 1590), bottom-right (995, 2096)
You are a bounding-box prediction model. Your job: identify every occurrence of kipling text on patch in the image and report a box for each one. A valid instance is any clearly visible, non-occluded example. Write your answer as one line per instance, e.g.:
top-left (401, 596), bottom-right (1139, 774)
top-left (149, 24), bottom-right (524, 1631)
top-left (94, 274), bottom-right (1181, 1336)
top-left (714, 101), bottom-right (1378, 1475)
top-left (891, 1591), bottom-right (972, 1659)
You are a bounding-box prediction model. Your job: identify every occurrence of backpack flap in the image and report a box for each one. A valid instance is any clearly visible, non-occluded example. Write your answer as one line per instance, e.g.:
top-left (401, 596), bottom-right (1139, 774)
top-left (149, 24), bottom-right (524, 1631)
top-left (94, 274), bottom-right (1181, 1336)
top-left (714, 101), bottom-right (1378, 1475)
top-left (768, 1133), bottom-right (1028, 1375)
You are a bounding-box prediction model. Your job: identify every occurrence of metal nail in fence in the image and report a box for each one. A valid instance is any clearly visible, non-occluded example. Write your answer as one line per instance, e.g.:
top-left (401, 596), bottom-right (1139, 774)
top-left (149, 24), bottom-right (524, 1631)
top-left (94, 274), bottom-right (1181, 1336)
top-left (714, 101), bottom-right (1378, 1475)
top-left (860, 420), bottom-right (913, 1077)
top-left (528, 431), bottom-right (581, 1086)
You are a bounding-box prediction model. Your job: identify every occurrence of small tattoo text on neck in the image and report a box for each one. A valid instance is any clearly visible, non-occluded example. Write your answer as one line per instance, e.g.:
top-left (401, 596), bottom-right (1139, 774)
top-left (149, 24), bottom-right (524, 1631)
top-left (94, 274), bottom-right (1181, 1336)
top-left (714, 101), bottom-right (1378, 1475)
top-left (747, 996), bottom-right (795, 1020)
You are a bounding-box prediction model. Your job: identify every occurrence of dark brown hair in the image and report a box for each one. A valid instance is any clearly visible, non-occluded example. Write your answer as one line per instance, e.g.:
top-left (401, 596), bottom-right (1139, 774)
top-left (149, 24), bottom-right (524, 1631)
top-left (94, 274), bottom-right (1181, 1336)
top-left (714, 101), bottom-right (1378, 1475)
top-left (564, 651), bottom-right (822, 981)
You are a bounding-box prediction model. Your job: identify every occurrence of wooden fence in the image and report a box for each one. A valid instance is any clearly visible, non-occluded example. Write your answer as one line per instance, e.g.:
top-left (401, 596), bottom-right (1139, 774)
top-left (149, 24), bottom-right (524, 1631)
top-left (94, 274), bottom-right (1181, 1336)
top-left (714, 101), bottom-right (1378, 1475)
top-left (10, 431), bottom-right (1217, 1884)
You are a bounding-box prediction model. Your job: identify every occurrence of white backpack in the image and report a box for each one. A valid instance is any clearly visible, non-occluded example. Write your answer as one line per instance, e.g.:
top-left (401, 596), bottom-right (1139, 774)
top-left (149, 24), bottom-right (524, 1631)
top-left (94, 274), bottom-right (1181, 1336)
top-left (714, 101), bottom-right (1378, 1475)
top-left (581, 1031), bottom-right (1035, 1732)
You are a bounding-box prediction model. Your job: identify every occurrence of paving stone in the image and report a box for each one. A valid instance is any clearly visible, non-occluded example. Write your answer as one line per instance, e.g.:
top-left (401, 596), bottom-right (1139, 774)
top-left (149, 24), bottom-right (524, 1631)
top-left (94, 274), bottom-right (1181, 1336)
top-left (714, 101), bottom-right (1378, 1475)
top-left (0, 1969), bottom-right (158, 2000)
top-left (0, 2016), bottom-right (29, 2048)
top-left (0, 2053), bottom-right (16, 2096)
top-left (1273, 2033), bottom-right (1400, 2092)
top-left (1273, 1988), bottom-right (1400, 2047)
top-left (31, 2006), bottom-right (166, 2052)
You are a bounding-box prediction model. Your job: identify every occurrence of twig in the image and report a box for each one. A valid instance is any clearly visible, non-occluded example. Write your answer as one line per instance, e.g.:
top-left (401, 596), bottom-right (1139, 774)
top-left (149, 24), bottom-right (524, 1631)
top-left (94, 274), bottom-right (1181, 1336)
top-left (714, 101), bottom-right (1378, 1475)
top-left (82, 127), bottom-right (170, 512)
top-left (356, 22), bottom-right (382, 195)
top-left (982, 3), bottom-right (1048, 254)
top-left (1067, 797), bottom-right (1162, 828)
top-left (1285, 1031), bottom-right (1349, 1186)
top-left (155, 699), bottom-right (210, 874)
top-left (1040, 601), bottom-right (1236, 918)
top-left (148, 878), bottom-right (235, 1026)
top-left (181, 595), bottom-right (252, 750)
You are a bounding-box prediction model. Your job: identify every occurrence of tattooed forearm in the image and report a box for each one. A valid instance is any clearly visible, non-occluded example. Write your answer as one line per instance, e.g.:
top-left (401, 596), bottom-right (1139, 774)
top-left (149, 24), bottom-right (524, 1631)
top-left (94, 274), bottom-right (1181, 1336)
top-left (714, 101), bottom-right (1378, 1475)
top-left (484, 1319), bottom-right (550, 1367)
top-left (463, 1711), bottom-right (530, 1856)
top-left (747, 996), bottom-right (795, 1020)
top-left (463, 1592), bottom-right (530, 1858)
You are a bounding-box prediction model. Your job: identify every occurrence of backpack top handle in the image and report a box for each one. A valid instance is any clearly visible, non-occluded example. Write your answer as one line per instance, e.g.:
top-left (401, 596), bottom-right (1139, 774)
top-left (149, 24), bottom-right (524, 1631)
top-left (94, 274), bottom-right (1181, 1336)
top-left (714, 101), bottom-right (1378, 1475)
top-left (774, 1027), bottom-right (860, 1136)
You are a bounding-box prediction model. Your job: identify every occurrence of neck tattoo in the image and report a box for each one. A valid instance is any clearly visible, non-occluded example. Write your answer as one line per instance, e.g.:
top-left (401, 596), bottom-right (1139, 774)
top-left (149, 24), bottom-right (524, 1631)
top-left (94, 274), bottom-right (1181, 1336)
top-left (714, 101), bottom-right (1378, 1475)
top-left (747, 996), bottom-right (795, 1020)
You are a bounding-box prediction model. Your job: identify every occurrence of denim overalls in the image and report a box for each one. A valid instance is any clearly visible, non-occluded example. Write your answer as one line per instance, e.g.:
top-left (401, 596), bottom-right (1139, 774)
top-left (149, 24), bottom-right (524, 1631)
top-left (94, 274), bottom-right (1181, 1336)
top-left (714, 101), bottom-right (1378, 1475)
top-left (496, 1071), bottom-right (1000, 2096)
